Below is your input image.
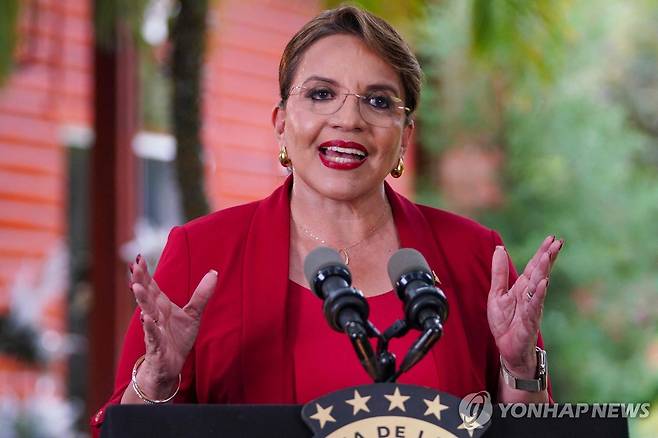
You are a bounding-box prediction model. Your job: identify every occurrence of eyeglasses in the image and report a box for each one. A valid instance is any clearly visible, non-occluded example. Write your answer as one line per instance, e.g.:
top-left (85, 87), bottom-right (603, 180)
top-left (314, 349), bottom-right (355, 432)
top-left (287, 80), bottom-right (410, 128)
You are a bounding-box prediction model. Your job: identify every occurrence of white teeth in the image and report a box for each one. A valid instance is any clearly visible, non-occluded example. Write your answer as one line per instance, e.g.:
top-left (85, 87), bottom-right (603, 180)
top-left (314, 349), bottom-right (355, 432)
top-left (325, 155), bottom-right (360, 163)
top-left (325, 146), bottom-right (366, 157)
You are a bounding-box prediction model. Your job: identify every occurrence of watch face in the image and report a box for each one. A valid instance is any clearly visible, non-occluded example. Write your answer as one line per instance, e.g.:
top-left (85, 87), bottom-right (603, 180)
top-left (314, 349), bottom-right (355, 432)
top-left (536, 347), bottom-right (547, 375)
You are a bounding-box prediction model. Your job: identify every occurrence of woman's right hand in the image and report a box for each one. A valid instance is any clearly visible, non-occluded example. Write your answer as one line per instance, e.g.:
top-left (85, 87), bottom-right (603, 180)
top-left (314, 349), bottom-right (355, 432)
top-left (125, 255), bottom-right (218, 401)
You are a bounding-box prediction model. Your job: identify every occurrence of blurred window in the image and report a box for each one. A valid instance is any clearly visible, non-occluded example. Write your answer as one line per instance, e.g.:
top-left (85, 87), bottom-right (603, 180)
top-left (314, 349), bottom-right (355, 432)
top-left (133, 131), bottom-right (182, 227)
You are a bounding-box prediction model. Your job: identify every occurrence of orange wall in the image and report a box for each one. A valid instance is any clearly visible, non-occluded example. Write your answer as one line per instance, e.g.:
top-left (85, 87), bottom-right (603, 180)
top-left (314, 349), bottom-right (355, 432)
top-left (0, 0), bottom-right (91, 311)
top-left (0, 0), bottom-right (92, 398)
top-left (203, 0), bottom-right (321, 208)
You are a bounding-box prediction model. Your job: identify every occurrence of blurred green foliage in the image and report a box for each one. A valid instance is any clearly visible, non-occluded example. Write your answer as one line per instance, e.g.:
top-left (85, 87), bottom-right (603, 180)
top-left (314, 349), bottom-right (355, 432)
top-left (0, 0), bottom-right (19, 85)
top-left (324, 0), bottom-right (427, 31)
top-left (416, 0), bottom-right (658, 417)
top-left (94, 0), bottom-right (150, 49)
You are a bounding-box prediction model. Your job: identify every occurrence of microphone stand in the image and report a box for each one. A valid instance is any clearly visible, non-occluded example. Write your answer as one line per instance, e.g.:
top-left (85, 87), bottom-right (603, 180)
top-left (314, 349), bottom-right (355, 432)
top-left (341, 315), bottom-right (442, 383)
top-left (340, 312), bottom-right (380, 381)
top-left (388, 315), bottom-right (443, 382)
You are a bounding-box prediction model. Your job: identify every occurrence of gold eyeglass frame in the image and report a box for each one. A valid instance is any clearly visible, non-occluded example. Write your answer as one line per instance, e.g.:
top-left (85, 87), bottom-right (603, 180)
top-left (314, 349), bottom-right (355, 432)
top-left (288, 84), bottom-right (410, 127)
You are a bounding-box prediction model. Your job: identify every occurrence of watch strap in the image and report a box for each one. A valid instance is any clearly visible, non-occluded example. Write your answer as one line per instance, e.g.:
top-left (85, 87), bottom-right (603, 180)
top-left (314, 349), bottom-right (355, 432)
top-left (500, 346), bottom-right (547, 392)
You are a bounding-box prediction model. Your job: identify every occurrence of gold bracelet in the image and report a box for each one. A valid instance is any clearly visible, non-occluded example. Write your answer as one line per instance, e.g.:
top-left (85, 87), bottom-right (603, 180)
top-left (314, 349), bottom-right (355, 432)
top-left (131, 354), bottom-right (181, 404)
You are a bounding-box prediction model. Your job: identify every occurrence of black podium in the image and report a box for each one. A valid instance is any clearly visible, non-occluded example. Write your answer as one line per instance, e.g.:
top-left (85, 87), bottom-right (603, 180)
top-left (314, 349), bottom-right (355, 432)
top-left (100, 404), bottom-right (629, 437)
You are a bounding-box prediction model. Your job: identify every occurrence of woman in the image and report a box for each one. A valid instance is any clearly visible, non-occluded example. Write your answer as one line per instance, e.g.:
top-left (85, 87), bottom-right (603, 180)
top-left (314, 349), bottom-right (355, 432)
top-left (92, 5), bottom-right (562, 432)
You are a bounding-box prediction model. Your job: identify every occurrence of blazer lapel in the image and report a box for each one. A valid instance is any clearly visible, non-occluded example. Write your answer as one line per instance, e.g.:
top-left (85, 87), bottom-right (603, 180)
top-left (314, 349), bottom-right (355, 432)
top-left (240, 176), bottom-right (294, 403)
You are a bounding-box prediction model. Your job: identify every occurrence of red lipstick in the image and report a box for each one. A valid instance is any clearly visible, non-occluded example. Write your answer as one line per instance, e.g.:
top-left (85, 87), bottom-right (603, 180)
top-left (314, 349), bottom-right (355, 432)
top-left (317, 140), bottom-right (368, 170)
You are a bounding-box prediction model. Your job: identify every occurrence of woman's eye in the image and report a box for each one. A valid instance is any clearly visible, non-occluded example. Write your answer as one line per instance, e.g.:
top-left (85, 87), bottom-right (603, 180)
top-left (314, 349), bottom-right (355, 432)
top-left (308, 88), bottom-right (335, 100)
top-left (366, 94), bottom-right (392, 110)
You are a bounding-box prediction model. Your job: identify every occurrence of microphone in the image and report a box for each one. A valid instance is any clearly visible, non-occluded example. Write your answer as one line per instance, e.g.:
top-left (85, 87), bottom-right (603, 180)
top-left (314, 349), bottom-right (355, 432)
top-left (304, 247), bottom-right (379, 380)
top-left (387, 248), bottom-right (449, 375)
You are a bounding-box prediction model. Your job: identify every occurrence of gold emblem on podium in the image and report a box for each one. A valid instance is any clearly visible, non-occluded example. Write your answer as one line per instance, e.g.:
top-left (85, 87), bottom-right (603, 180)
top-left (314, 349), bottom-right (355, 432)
top-left (302, 384), bottom-right (492, 437)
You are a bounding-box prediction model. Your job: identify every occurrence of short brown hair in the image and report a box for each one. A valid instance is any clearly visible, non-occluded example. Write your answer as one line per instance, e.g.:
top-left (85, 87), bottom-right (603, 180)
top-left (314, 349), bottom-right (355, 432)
top-left (278, 5), bottom-right (422, 116)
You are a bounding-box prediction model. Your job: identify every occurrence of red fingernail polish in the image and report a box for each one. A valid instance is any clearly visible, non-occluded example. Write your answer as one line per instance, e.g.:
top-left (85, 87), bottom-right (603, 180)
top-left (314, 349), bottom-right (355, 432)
top-left (136, 254), bottom-right (141, 264)
top-left (129, 263), bottom-right (133, 274)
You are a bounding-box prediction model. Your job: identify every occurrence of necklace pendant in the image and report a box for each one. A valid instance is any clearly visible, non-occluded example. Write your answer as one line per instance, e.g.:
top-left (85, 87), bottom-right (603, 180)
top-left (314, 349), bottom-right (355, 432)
top-left (339, 248), bottom-right (350, 265)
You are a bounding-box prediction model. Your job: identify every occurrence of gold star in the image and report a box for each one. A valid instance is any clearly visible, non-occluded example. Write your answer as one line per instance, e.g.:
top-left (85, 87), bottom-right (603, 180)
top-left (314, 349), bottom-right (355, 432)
top-left (345, 390), bottom-right (371, 415)
top-left (384, 387), bottom-right (410, 412)
top-left (309, 403), bottom-right (335, 429)
top-left (423, 395), bottom-right (450, 421)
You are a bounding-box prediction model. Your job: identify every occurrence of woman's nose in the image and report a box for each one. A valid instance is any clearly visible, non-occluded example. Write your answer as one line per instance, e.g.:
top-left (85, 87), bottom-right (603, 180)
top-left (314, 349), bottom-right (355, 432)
top-left (329, 94), bottom-right (367, 130)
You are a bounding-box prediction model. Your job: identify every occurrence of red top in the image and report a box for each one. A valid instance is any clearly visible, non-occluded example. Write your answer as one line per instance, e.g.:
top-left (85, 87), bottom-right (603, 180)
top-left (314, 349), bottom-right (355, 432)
top-left (91, 176), bottom-right (550, 434)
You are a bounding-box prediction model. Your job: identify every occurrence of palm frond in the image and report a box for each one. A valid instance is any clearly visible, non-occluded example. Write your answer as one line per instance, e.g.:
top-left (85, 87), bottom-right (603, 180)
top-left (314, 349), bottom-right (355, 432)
top-left (469, 0), bottom-right (571, 81)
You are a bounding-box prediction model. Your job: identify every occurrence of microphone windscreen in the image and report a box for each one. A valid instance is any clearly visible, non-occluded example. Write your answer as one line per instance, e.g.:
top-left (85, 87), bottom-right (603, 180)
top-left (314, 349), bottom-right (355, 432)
top-left (304, 246), bottom-right (344, 285)
top-left (387, 248), bottom-right (431, 284)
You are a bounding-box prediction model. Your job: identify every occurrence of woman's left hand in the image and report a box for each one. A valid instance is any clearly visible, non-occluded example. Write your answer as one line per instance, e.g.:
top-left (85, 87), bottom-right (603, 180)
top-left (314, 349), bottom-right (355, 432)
top-left (487, 235), bottom-right (563, 378)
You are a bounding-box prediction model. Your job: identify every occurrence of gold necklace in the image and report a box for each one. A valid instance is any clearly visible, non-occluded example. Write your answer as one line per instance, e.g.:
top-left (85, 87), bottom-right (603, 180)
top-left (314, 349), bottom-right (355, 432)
top-left (293, 207), bottom-right (391, 265)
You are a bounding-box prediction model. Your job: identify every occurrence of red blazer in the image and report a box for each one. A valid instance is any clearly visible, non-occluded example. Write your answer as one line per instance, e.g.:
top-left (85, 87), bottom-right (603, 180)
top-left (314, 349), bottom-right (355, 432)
top-left (91, 176), bottom-right (547, 431)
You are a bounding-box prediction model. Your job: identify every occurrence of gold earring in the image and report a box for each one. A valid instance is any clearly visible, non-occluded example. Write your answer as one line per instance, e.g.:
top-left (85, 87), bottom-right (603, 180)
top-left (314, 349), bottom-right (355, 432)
top-left (390, 157), bottom-right (404, 178)
top-left (279, 145), bottom-right (291, 168)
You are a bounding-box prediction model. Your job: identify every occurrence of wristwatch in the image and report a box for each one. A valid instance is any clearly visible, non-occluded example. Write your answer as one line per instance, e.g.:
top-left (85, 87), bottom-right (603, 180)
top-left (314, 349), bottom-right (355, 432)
top-left (500, 346), bottom-right (548, 392)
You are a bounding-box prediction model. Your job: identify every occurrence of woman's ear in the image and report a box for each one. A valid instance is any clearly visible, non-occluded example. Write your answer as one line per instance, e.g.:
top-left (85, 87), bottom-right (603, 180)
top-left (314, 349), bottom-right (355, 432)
top-left (401, 118), bottom-right (415, 156)
top-left (272, 105), bottom-right (286, 145)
